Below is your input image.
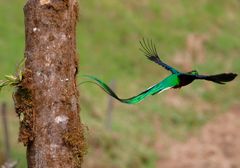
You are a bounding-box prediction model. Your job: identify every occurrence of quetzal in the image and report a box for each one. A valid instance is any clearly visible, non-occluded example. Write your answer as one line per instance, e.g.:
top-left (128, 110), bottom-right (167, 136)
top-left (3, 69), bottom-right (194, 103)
top-left (81, 39), bottom-right (237, 104)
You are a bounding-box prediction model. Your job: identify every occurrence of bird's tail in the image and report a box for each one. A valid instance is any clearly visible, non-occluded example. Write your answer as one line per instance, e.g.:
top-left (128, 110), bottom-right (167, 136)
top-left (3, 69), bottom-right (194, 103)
top-left (203, 73), bottom-right (237, 84)
top-left (79, 75), bottom-right (158, 104)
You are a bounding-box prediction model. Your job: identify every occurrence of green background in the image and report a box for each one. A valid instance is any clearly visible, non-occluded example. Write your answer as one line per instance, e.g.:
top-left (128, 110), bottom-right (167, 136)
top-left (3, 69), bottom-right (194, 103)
top-left (0, 0), bottom-right (239, 167)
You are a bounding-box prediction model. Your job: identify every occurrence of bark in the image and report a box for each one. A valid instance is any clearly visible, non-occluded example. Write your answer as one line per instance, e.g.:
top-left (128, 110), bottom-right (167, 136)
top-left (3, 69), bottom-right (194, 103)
top-left (13, 0), bottom-right (85, 167)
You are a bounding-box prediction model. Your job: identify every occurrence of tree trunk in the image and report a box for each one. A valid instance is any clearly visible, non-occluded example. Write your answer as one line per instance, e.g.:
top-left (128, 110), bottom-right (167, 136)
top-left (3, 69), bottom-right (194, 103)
top-left (13, 0), bottom-right (85, 167)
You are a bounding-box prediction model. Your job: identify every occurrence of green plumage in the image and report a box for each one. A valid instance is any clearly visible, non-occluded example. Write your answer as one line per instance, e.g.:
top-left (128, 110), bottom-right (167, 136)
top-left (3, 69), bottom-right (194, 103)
top-left (81, 74), bottom-right (180, 104)
top-left (80, 39), bottom-right (237, 104)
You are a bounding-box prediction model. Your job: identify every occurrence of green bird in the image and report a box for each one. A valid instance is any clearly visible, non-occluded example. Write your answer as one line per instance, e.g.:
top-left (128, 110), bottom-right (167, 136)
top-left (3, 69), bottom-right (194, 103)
top-left (81, 39), bottom-right (237, 104)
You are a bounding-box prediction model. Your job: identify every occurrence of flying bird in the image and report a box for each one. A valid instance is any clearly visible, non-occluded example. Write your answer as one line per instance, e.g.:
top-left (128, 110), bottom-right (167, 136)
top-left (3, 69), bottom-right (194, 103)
top-left (81, 39), bottom-right (237, 104)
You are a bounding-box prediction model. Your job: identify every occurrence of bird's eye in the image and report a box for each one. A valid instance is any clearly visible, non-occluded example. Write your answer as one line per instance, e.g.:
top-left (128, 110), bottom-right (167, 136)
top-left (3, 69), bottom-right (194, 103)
top-left (189, 70), bottom-right (198, 75)
top-left (192, 71), bottom-right (198, 75)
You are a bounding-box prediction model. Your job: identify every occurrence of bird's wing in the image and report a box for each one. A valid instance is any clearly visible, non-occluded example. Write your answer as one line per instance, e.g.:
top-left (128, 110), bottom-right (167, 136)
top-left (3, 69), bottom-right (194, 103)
top-left (195, 73), bottom-right (237, 84)
top-left (139, 38), bottom-right (179, 74)
top-left (80, 74), bottom-right (179, 104)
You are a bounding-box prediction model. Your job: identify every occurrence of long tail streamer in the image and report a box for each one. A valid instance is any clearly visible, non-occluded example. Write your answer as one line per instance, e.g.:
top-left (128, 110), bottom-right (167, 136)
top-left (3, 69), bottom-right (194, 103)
top-left (79, 75), bottom-right (178, 104)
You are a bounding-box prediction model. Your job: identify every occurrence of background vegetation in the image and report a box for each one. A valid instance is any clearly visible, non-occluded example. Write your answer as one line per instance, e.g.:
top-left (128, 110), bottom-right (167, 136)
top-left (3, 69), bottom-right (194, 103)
top-left (0, 0), bottom-right (239, 167)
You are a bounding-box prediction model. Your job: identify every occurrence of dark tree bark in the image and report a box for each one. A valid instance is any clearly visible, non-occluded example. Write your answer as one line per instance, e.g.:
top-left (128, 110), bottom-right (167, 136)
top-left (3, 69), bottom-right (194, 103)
top-left (13, 0), bottom-right (85, 167)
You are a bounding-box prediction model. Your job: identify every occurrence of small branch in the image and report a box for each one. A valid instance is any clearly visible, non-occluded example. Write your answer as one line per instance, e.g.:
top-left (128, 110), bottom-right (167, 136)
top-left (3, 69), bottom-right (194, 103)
top-left (1, 103), bottom-right (10, 161)
top-left (105, 81), bottom-right (115, 130)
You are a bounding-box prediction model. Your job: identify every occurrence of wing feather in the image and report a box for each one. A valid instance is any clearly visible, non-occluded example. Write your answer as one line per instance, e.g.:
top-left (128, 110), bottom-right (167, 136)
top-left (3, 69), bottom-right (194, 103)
top-left (139, 38), bottom-right (179, 74)
top-left (195, 73), bottom-right (237, 84)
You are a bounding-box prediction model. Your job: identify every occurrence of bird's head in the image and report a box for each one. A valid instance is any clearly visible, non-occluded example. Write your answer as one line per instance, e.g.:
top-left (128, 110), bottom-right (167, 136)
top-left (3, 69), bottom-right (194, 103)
top-left (188, 70), bottom-right (199, 75)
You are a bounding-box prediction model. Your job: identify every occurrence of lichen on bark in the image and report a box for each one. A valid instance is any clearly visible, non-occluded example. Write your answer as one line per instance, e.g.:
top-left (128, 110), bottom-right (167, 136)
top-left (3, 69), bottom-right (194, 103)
top-left (14, 68), bottom-right (35, 146)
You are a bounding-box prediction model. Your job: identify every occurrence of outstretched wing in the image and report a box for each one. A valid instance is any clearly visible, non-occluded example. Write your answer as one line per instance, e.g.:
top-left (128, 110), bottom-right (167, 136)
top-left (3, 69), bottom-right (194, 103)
top-left (195, 73), bottom-right (237, 84)
top-left (139, 38), bottom-right (179, 74)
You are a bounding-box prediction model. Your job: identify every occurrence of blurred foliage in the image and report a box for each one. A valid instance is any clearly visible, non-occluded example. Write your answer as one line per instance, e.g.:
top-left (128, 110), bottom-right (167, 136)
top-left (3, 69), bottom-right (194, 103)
top-left (0, 0), bottom-right (239, 167)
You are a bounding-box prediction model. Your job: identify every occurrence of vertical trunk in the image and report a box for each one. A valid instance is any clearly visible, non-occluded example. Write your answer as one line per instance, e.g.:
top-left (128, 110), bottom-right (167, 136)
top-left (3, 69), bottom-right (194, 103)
top-left (14, 0), bottom-right (85, 167)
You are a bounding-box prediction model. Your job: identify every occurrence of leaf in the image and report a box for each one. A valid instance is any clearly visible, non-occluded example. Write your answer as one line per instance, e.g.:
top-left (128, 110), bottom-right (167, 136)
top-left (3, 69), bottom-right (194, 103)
top-left (0, 80), bottom-right (8, 92)
top-left (5, 75), bottom-right (17, 81)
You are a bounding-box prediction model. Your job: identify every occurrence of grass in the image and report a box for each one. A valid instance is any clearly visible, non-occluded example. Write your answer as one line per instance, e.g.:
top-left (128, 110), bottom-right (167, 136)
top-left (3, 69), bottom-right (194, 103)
top-left (0, 0), bottom-right (240, 167)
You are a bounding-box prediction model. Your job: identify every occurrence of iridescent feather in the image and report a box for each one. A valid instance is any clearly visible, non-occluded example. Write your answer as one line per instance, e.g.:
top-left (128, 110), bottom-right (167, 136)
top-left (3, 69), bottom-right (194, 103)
top-left (80, 39), bottom-right (237, 104)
